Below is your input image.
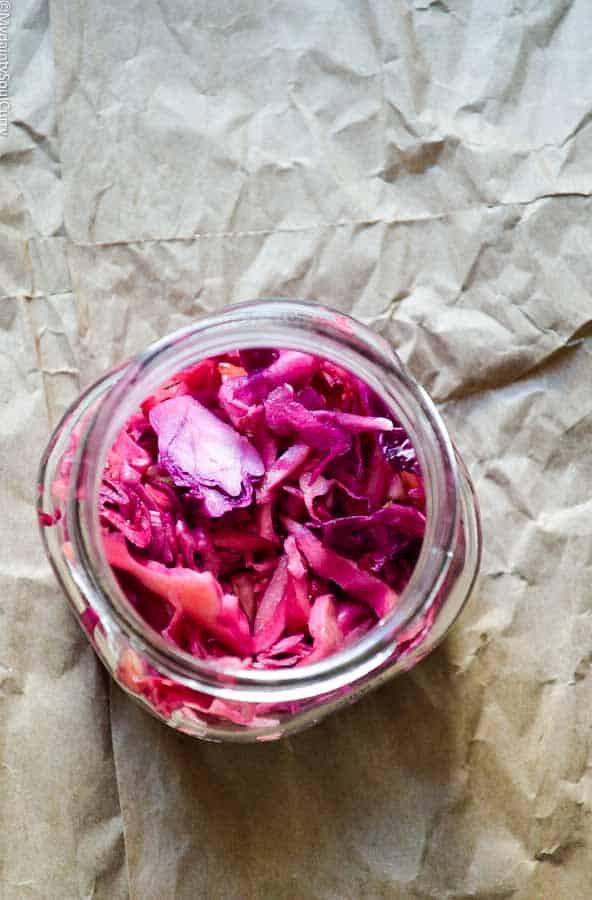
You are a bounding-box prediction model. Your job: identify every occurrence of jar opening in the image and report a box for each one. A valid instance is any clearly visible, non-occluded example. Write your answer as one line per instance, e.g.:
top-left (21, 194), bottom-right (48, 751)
top-left (68, 300), bottom-right (460, 698)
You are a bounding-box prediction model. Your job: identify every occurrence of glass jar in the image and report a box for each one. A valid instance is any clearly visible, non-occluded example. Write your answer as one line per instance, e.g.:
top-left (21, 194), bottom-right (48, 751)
top-left (38, 299), bottom-right (481, 742)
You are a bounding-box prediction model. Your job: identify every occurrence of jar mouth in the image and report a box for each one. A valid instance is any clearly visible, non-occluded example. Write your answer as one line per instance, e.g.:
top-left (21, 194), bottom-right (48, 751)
top-left (69, 299), bottom-right (460, 697)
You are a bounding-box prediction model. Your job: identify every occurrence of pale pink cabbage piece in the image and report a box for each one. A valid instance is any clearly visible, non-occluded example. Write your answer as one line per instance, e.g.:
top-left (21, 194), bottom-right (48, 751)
top-left (305, 594), bottom-right (343, 663)
top-left (299, 470), bottom-right (334, 521)
top-left (78, 348), bottom-right (428, 725)
top-left (258, 443), bottom-right (310, 502)
top-left (103, 532), bottom-right (251, 655)
top-left (107, 430), bottom-right (151, 481)
top-left (284, 535), bottom-right (311, 630)
top-left (149, 395), bottom-right (264, 517)
top-left (253, 555), bottom-right (289, 652)
top-left (314, 409), bottom-right (394, 434)
top-left (254, 633), bottom-right (309, 668)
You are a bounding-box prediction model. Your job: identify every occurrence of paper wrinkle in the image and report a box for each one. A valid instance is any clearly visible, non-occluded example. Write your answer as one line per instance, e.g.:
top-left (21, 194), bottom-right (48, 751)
top-left (2, 0), bottom-right (591, 897)
top-left (51, 0), bottom-right (592, 244)
top-left (0, 3), bottom-right (128, 899)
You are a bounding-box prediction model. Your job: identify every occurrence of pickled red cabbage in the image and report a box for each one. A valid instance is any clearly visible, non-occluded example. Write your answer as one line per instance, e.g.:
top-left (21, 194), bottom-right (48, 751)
top-left (99, 350), bottom-right (424, 667)
top-left (50, 349), bottom-right (426, 725)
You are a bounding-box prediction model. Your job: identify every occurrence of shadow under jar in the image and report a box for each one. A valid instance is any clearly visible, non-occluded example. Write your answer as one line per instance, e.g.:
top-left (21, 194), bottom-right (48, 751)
top-left (38, 299), bottom-right (481, 742)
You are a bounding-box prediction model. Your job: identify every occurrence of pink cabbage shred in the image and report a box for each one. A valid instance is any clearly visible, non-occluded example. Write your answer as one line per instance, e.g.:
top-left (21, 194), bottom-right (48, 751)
top-left (59, 350), bottom-right (427, 728)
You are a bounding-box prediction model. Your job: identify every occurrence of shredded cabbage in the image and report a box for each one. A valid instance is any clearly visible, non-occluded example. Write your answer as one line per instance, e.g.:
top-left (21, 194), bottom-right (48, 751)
top-left (54, 349), bottom-right (427, 725)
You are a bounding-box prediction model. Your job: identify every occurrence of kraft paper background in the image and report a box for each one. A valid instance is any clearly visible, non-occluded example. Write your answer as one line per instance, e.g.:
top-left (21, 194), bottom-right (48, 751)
top-left (1, 2), bottom-right (591, 897)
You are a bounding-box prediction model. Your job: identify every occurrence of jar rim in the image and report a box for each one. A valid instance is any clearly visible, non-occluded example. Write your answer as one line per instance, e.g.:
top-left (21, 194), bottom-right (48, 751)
top-left (68, 299), bottom-right (460, 700)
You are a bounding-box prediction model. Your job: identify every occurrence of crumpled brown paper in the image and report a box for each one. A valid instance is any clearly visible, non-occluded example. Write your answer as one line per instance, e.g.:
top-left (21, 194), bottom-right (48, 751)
top-left (2, 0), bottom-right (591, 897)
